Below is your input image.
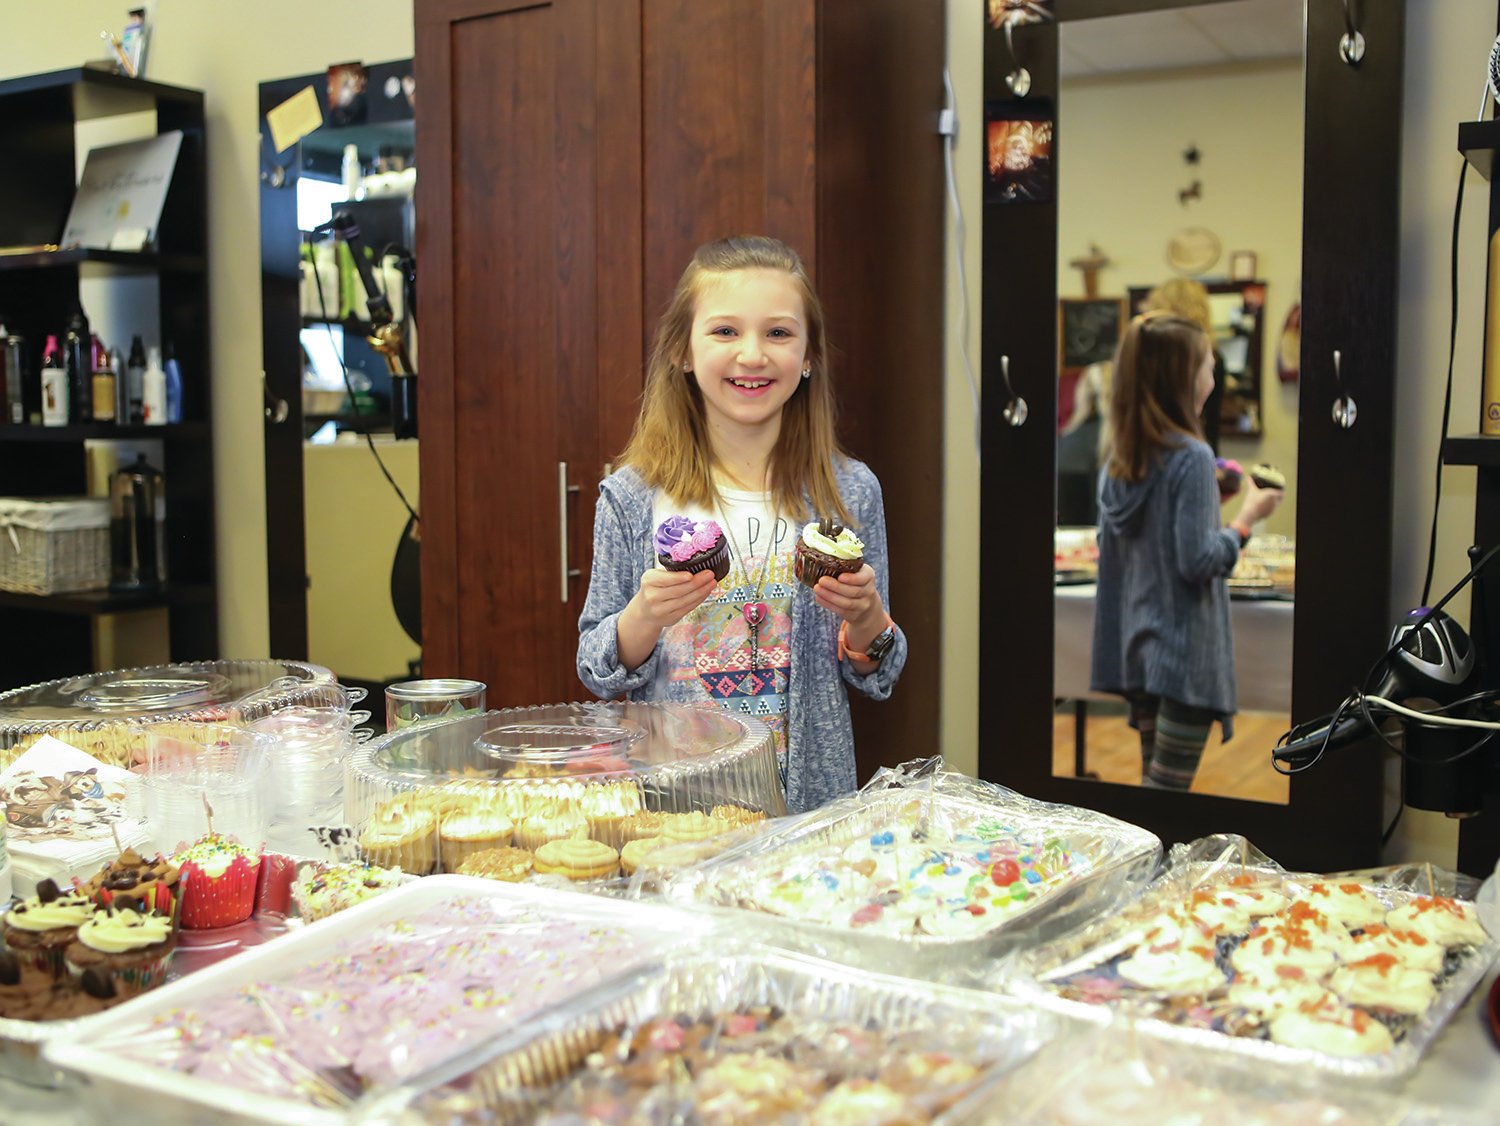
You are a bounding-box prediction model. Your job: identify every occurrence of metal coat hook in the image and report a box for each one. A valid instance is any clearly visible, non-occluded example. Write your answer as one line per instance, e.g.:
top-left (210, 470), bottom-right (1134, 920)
top-left (1330, 349), bottom-right (1358, 429)
top-left (1339, 0), bottom-right (1365, 66)
top-left (1003, 20), bottom-right (1032, 98)
top-left (999, 354), bottom-right (1028, 427)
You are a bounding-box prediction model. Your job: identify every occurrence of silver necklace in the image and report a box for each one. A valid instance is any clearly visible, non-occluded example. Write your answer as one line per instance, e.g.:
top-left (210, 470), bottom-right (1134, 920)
top-left (716, 500), bottom-right (778, 671)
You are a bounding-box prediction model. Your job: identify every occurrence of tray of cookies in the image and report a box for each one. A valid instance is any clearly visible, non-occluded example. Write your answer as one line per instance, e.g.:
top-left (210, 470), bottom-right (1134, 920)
top-left (364, 948), bottom-right (1055, 1124)
top-left (655, 764), bottom-right (1162, 980)
top-left (343, 703), bottom-right (785, 879)
top-left (44, 875), bottom-right (719, 1124)
top-left (1000, 834), bottom-right (1500, 1080)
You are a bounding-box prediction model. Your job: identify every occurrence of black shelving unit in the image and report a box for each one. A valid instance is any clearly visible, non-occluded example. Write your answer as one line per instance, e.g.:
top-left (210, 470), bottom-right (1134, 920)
top-left (1442, 109), bottom-right (1500, 877)
top-left (0, 67), bottom-right (217, 690)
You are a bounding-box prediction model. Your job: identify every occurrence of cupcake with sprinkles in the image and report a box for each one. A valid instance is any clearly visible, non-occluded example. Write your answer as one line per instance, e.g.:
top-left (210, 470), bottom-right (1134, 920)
top-left (174, 833), bottom-right (264, 929)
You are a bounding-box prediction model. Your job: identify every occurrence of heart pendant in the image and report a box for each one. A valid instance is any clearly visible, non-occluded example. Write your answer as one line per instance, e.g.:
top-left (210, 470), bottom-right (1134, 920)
top-left (742, 602), bottom-right (769, 628)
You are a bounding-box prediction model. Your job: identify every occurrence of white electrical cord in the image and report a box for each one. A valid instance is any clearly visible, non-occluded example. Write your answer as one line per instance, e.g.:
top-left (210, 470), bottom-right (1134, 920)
top-left (941, 66), bottom-right (982, 465)
top-left (1362, 695), bottom-right (1500, 731)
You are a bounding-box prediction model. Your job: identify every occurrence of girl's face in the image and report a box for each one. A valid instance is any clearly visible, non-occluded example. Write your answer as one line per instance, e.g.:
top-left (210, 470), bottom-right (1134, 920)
top-left (687, 268), bottom-right (808, 439)
top-left (1192, 343), bottom-right (1215, 414)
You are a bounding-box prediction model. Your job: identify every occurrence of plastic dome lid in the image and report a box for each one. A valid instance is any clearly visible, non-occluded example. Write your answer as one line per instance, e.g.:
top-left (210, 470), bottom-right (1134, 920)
top-left (349, 702), bottom-right (788, 817)
top-left (0, 659), bottom-right (340, 734)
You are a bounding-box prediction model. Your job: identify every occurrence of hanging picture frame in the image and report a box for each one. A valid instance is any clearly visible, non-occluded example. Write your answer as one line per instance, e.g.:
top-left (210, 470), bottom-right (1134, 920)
top-left (983, 100), bottom-right (1054, 205)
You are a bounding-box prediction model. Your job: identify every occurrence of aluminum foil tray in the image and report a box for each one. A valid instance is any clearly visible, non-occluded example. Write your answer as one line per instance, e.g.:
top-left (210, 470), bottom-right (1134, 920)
top-left (1001, 834), bottom-right (1500, 1082)
top-left (656, 777), bottom-right (1161, 981)
top-left (44, 876), bottom-right (718, 1124)
top-left (0, 911), bottom-right (295, 1090)
top-left (367, 950), bottom-right (1056, 1125)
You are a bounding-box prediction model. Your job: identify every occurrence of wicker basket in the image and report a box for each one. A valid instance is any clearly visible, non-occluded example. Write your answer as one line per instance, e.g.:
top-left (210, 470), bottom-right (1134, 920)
top-left (0, 497), bottom-right (110, 595)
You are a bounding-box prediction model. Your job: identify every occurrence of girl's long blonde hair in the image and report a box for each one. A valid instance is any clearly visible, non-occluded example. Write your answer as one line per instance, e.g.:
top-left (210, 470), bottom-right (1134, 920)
top-left (1105, 313), bottom-right (1210, 483)
top-left (618, 235), bottom-right (851, 525)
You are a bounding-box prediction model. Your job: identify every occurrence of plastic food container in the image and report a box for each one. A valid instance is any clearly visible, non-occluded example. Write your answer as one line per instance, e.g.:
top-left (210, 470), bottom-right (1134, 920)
top-left (367, 950), bottom-right (1056, 1124)
top-left (343, 703), bottom-right (786, 876)
top-left (44, 876), bottom-right (718, 1124)
top-left (1002, 834), bottom-right (1500, 1081)
top-left (0, 659), bottom-right (349, 770)
top-left (656, 767), bottom-right (1161, 981)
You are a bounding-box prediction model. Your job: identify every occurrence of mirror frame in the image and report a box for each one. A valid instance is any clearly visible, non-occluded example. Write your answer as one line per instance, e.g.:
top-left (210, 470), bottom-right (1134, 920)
top-left (978, 0), bottom-right (1405, 870)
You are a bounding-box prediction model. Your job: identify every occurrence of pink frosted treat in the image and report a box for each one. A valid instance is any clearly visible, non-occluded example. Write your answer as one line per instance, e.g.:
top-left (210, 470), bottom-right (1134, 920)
top-left (174, 833), bottom-right (264, 929)
top-left (654, 515), bottom-right (731, 581)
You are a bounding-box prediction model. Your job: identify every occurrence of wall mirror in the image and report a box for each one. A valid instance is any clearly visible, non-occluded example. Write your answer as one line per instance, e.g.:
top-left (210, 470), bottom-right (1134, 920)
top-left (259, 59), bottom-right (421, 701)
top-left (981, 0), bottom-right (1405, 871)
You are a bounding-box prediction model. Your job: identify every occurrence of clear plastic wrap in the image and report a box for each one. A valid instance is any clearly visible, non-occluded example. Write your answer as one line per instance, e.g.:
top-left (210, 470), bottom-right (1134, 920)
top-left (0, 910), bottom-right (293, 1089)
top-left (365, 949), bottom-right (1055, 1125)
top-left (655, 759), bottom-right (1162, 981)
top-left (44, 876), bottom-right (719, 1123)
top-left (1001, 834), bottom-right (1500, 1081)
top-left (0, 659), bottom-right (348, 769)
top-left (343, 703), bottom-right (785, 878)
top-left (988, 1020), bottom-right (1492, 1124)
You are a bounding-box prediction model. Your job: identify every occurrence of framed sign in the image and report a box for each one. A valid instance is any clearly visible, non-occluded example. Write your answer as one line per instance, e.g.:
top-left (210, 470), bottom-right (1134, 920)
top-left (1057, 297), bottom-right (1122, 431)
top-left (60, 131), bottom-right (183, 251)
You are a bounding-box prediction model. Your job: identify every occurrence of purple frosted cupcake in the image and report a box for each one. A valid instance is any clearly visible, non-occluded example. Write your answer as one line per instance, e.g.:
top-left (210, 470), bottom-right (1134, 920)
top-left (654, 516), bottom-right (730, 581)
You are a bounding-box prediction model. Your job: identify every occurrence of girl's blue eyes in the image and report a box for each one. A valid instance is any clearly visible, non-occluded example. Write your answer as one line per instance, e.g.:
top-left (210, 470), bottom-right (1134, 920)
top-left (709, 326), bottom-right (794, 339)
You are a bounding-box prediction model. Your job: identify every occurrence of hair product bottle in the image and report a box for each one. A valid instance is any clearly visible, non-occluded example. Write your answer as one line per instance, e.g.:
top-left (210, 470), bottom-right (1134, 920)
top-left (125, 334), bottom-right (147, 424)
top-left (143, 345), bottom-right (166, 425)
top-left (91, 335), bottom-right (116, 423)
top-left (63, 307), bottom-right (91, 425)
top-left (40, 335), bottom-right (67, 426)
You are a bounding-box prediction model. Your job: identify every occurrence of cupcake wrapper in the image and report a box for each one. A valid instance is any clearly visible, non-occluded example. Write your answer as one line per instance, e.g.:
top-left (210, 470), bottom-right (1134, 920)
top-left (360, 831), bottom-right (438, 876)
top-left (113, 950), bottom-right (173, 997)
top-left (179, 857), bottom-right (262, 930)
top-left (793, 542), bottom-right (862, 589)
top-left (17, 944), bottom-right (68, 982)
top-left (658, 538), bottom-right (731, 582)
top-left (438, 833), bottom-right (514, 873)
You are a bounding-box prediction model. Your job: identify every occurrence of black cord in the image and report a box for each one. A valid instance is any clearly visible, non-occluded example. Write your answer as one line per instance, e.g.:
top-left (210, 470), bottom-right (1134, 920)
top-left (308, 234), bottom-right (420, 524)
top-left (1419, 158), bottom-right (1469, 606)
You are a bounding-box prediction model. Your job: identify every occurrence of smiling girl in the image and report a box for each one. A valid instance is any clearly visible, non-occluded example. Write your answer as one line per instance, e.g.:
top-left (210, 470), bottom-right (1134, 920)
top-left (576, 235), bottom-right (905, 811)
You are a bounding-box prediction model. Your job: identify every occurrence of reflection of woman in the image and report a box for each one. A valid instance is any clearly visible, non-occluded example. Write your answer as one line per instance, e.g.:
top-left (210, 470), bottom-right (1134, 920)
top-left (1143, 278), bottom-right (1222, 452)
top-left (1091, 314), bottom-right (1283, 789)
top-left (1056, 362), bottom-right (1108, 526)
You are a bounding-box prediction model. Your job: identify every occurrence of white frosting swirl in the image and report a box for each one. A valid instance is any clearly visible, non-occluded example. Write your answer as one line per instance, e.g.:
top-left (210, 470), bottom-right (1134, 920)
top-left (799, 521), bottom-right (864, 560)
top-left (5, 893), bottom-right (92, 932)
top-left (78, 908), bottom-right (172, 953)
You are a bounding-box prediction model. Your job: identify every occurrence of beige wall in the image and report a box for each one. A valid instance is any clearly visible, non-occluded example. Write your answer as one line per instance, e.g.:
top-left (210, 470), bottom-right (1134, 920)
top-left (0, 0), bottom-right (415, 662)
top-left (303, 437), bottom-right (420, 681)
top-left (1058, 60), bottom-right (1303, 538)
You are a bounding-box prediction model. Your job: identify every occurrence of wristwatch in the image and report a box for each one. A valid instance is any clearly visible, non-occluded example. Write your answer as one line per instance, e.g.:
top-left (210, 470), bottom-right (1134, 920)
top-left (841, 618), bottom-right (897, 663)
top-left (865, 624), bottom-right (897, 662)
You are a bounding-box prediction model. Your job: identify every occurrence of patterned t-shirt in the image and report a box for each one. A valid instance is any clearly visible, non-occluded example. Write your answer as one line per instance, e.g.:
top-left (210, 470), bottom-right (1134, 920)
top-left (653, 487), bottom-right (796, 780)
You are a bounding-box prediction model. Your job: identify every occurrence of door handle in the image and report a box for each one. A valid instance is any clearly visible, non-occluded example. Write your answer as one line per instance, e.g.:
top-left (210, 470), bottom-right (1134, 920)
top-left (558, 461), bottom-right (582, 602)
top-left (262, 371), bottom-right (289, 424)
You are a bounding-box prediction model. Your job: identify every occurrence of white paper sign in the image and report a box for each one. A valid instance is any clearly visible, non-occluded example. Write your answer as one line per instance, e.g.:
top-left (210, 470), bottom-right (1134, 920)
top-left (61, 130), bottom-right (184, 250)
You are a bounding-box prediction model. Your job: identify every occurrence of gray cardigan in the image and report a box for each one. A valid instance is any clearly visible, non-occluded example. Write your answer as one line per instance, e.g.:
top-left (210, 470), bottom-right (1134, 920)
top-left (576, 461), bottom-right (906, 812)
top-left (1090, 438), bottom-right (1241, 735)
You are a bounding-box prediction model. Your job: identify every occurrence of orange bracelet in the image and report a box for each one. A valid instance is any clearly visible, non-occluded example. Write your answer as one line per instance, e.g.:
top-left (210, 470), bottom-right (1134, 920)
top-left (1229, 519), bottom-right (1251, 544)
top-left (839, 616), bottom-right (895, 662)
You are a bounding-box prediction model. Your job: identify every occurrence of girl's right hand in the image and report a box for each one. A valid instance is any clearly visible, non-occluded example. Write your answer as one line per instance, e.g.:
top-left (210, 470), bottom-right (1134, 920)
top-left (629, 567), bottom-right (719, 631)
top-left (1236, 479), bottom-right (1285, 526)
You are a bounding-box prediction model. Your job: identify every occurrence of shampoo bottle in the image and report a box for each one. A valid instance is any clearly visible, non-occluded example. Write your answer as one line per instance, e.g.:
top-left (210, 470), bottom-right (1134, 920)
top-left (163, 340), bottom-right (183, 423)
top-left (142, 346), bottom-right (166, 425)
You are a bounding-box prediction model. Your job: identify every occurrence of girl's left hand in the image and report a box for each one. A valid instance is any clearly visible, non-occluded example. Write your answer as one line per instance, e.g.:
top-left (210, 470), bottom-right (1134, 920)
top-left (814, 565), bottom-right (885, 630)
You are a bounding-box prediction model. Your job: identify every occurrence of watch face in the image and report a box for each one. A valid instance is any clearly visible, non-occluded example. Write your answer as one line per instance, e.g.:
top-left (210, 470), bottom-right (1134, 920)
top-left (866, 626), bottom-right (896, 661)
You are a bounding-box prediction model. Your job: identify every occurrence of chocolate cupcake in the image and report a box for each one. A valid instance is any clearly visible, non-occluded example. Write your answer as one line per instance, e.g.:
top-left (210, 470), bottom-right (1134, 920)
top-left (1249, 462), bottom-right (1286, 490)
top-left (1214, 457), bottom-right (1244, 501)
top-left (654, 515), bottom-right (730, 581)
top-left (793, 518), bottom-right (865, 589)
top-left (64, 903), bottom-right (177, 999)
top-left (3, 879), bottom-right (94, 980)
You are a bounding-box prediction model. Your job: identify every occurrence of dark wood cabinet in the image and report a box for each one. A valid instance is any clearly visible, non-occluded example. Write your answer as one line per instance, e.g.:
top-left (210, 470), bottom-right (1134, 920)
top-left (0, 68), bottom-right (216, 690)
top-left (415, 0), bottom-right (944, 776)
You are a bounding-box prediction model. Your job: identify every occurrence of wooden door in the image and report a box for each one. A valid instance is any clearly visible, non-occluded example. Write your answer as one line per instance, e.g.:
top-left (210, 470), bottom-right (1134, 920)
top-left (416, 0), bottom-right (643, 705)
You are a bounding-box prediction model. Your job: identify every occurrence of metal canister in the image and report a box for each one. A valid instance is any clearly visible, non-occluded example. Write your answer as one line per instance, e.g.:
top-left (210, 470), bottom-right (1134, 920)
top-left (2, 334), bottom-right (24, 424)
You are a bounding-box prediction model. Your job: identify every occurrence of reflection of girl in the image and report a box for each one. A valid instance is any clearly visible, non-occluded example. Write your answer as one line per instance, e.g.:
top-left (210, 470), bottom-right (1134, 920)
top-left (1143, 278), bottom-right (1221, 451)
top-left (1090, 314), bottom-right (1283, 789)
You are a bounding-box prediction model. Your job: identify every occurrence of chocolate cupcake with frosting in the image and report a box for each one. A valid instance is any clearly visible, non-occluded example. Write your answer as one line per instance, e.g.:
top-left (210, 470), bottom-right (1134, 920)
top-left (654, 515), bottom-right (731, 581)
top-left (793, 518), bottom-right (865, 589)
top-left (2, 879), bottom-right (94, 980)
top-left (64, 900), bottom-right (177, 999)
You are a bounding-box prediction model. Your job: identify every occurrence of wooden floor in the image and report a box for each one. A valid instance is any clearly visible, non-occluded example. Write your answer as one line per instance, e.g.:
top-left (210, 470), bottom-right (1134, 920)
top-left (1052, 704), bottom-right (1291, 805)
